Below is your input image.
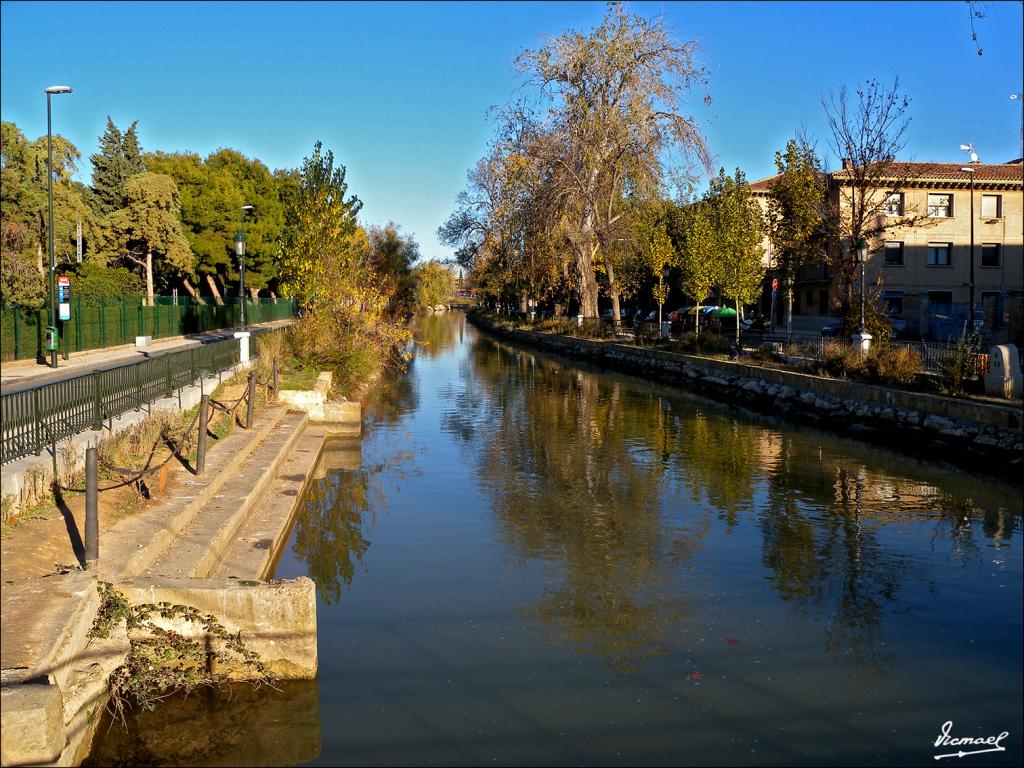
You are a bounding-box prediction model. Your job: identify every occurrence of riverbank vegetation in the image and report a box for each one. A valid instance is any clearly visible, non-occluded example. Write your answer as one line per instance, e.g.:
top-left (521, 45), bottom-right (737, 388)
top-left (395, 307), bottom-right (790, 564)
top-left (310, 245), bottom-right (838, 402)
top-left (472, 309), bottom-right (1007, 396)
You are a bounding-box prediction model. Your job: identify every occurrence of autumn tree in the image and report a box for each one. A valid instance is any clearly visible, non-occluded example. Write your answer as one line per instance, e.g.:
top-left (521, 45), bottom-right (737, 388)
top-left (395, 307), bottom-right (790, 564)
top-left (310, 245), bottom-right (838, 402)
top-left (103, 173), bottom-right (193, 306)
top-left (514, 4), bottom-right (712, 319)
top-left (281, 141), bottom-right (410, 385)
top-left (368, 222), bottom-right (419, 312)
top-left (412, 260), bottom-right (457, 308)
top-left (767, 137), bottom-right (828, 333)
top-left (672, 198), bottom-right (718, 336)
top-left (632, 201), bottom-right (677, 323)
top-left (712, 169), bottom-right (765, 344)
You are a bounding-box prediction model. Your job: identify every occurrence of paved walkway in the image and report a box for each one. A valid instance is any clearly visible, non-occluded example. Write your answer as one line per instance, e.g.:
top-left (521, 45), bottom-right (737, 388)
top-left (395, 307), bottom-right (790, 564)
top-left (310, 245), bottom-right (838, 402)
top-left (1, 319), bottom-right (294, 395)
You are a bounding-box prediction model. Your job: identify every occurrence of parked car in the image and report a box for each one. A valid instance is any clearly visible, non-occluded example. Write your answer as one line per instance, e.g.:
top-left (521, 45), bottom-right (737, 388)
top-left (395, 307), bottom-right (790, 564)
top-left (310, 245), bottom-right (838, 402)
top-left (820, 321), bottom-right (843, 338)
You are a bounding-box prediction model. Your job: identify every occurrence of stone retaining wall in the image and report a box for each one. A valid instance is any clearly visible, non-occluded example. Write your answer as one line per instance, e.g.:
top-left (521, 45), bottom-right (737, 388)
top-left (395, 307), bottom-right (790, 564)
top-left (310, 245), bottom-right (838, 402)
top-left (471, 314), bottom-right (1023, 480)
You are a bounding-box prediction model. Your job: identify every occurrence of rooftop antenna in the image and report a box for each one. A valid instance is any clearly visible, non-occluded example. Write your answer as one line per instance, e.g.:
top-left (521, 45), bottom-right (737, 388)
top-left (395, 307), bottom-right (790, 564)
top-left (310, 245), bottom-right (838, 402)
top-left (959, 143), bottom-right (979, 163)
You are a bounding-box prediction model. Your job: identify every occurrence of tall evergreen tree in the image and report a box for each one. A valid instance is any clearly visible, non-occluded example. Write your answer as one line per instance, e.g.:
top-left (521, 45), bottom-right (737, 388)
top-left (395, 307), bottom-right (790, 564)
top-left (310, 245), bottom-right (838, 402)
top-left (121, 120), bottom-right (146, 176)
top-left (90, 117), bottom-right (125, 214)
top-left (90, 117), bottom-right (146, 215)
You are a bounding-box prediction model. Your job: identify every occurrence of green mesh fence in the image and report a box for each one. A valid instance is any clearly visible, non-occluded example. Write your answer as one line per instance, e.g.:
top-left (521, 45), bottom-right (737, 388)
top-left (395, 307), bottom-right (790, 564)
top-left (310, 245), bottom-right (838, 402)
top-left (1, 297), bottom-right (297, 362)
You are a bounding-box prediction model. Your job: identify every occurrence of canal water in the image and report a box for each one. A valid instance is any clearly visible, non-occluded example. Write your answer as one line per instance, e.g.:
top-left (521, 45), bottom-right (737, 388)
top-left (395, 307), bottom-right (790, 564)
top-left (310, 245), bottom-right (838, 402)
top-left (89, 312), bottom-right (1022, 766)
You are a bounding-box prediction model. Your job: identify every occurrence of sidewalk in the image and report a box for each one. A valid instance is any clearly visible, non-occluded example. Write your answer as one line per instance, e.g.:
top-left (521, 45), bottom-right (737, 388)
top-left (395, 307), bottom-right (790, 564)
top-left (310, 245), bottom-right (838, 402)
top-left (1, 319), bottom-right (294, 395)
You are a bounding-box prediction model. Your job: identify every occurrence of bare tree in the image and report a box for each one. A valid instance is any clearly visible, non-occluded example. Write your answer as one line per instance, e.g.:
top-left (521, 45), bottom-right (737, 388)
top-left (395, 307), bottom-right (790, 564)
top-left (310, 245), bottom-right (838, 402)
top-left (822, 78), bottom-right (916, 296)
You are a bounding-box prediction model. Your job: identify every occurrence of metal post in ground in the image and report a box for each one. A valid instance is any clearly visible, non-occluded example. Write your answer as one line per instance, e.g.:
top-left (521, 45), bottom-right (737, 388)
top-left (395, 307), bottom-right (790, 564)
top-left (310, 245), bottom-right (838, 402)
top-left (272, 358), bottom-right (279, 400)
top-left (85, 447), bottom-right (98, 566)
top-left (245, 371), bottom-right (256, 429)
top-left (197, 394), bottom-right (209, 475)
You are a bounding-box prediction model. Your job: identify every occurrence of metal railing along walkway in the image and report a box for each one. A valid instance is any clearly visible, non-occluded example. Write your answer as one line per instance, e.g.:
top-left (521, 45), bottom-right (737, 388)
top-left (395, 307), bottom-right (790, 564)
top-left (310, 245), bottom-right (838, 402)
top-left (1, 337), bottom-right (242, 465)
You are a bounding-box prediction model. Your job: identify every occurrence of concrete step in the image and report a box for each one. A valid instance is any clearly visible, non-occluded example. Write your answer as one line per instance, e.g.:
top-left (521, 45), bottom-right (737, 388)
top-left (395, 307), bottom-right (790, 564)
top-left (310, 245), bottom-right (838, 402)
top-left (212, 424), bottom-right (333, 581)
top-left (143, 411), bottom-right (308, 579)
top-left (99, 405), bottom-right (290, 581)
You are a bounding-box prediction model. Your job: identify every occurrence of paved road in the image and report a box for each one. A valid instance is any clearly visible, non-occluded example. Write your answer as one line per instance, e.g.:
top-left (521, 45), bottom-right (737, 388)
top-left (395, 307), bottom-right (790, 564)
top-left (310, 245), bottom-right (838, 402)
top-left (1, 320), bottom-right (294, 395)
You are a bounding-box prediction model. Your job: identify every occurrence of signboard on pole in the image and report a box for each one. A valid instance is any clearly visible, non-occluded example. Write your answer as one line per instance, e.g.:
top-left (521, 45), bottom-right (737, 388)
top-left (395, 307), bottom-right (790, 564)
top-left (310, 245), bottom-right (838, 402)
top-left (771, 278), bottom-right (779, 291)
top-left (58, 276), bottom-right (71, 319)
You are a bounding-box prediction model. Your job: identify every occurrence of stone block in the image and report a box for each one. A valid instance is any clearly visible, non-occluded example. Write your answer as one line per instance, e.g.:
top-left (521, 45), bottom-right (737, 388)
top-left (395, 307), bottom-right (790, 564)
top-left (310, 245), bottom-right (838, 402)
top-left (313, 371), bottom-right (333, 395)
top-left (118, 576), bottom-right (318, 680)
top-left (135, 335), bottom-right (152, 347)
top-left (279, 389), bottom-right (325, 410)
top-left (984, 344), bottom-right (1022, 399)
top-left (0, 683), bottom-right (65, 766)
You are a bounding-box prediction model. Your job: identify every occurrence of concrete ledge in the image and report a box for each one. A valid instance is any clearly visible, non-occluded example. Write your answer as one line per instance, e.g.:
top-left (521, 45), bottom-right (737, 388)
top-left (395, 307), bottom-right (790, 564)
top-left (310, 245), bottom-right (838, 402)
top-left (118, 576), bottom-right (318, 680)
top-left (279, 379), bottom-right (360, 433)
top-left (0, 682), bottom-right (65, 767)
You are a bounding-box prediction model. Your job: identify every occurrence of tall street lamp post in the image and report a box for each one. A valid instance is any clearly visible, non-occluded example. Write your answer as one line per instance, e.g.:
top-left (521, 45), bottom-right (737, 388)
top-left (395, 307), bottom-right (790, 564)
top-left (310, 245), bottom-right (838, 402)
top-left (960, 166), bottom-right (976, 328)
top-left (234, 205), bottom-right (254, 329)
top-left (852, 237), bottom-right (871, 354)
top-left (44, 85), bottom-right (72, 368)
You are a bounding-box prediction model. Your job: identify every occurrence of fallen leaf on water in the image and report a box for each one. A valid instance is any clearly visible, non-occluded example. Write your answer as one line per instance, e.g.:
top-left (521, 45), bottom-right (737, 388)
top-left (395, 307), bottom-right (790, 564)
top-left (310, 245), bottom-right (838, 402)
top-left (685, 671), bottom-right (703, 682)
top-left (724, 638), bottom-right (741, 645)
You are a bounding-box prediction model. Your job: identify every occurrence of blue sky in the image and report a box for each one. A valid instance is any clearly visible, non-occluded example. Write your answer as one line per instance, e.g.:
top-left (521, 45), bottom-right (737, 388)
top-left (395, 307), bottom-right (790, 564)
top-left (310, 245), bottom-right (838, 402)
top-left (2, 1), bottom-right (1022, 262)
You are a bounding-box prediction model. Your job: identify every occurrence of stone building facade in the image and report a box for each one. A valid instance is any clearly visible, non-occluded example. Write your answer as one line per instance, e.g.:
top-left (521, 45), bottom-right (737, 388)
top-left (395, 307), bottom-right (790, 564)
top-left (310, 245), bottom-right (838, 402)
top-left (751, 159), bottom-right (1023, 342)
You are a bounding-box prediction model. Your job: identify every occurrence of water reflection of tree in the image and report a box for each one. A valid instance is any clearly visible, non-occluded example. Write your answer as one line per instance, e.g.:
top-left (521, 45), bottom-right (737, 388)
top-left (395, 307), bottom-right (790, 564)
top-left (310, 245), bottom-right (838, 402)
top-left (366, 361), bottom-right (419, 427)
top-left (758, 442), bottom-right (932, 677)
top-left (451, 330), bottom-right (1021, 679)
top-left (291, 469), bottom-right (375, 604)
top-left (414, 311), bottom-right (462, 358)
top-left (454, 339), bottom-right (708, 674)
top-left (673, 411), bottom-right (760, 529)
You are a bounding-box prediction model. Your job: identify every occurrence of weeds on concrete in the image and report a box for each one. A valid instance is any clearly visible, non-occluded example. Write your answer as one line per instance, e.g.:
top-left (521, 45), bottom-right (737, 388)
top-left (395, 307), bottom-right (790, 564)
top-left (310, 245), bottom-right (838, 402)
top-left (90, 581), bottom-right (277, 725)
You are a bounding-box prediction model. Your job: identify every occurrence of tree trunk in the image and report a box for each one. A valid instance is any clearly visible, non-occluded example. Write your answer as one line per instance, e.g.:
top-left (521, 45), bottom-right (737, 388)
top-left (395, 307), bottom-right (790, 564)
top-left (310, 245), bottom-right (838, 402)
top-left (181, 277), bottom-right (205, 304)
top-left (35, 241), bottom-right (45, 279)
top-left (735, 297), bottom-right (741, 346)
top-left (695, 304), bottom-right (701, 337)
top-left (205, 273), bottom-right (224, 305)
top-left (785, 279), bottom-right (793, 335)
top-left (249, 287), bottom-right (259, 299)
top-left (145, 249), bottom-right (155, 308)
top-left (574, 212), bottom-right (600, 318)
top-left (605, 257), bottom-right (621, 333)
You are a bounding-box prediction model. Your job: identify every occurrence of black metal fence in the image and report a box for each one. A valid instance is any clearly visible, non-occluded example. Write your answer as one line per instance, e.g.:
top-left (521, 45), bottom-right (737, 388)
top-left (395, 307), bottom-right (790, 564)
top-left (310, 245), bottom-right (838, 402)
top-left (1, 296), bottom-right (297, 362)
top-left (1, 337), bottom-right (243, 465)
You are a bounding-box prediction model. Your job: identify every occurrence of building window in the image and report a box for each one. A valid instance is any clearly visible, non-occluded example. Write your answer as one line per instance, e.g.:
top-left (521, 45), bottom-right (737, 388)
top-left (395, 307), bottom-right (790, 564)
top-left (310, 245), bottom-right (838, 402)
top-left (884, 192), bottom-right (904, 216)
top-left (981, 194), bottom-right (1002, 219)
top-left (927, 243), bottom-right (951, 266)
top-left (884, 291), bottom-right (904, 315)
top-left (884, 241), bottom-right (904, 266)
top-left (981, 243), bottom-right (1001, 267)
top-left (927, 193), bottom-right (952, 218)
